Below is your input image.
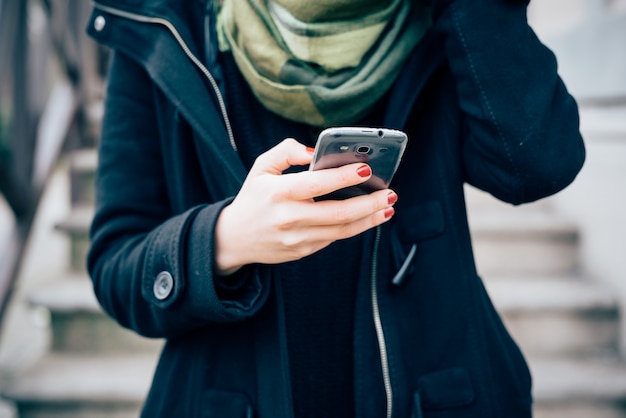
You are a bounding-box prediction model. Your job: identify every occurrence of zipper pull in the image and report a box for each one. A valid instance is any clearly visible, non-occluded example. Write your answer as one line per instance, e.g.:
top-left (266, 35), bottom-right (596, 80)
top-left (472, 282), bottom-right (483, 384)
top-left (392, 243), bottom-right (417, 286)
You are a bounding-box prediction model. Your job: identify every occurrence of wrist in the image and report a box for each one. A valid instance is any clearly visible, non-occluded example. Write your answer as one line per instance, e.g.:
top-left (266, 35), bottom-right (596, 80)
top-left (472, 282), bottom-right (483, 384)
top-left (214, 205), bottom-right (246, 276)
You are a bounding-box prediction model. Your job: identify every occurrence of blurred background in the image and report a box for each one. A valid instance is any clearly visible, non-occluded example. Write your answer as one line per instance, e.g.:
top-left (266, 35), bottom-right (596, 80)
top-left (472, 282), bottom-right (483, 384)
top-left (0, 0), bottom-right (624, 417)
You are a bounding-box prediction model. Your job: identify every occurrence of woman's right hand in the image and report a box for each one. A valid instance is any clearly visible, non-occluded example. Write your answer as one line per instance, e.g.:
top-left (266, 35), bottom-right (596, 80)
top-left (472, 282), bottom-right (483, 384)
top-left (214, 138), bottom-right (397, 276)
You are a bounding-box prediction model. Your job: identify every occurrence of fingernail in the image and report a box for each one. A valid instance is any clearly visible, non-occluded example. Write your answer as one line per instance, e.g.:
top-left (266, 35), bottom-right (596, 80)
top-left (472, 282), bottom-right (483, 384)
top-left (384, 207), bottom-right (395, 218)
top-left (387, 191), bottom-right (398, 205)
top-left (305, 147), bottom-right (315, 154)
top-left (357, 165), bottom-right (371, 178)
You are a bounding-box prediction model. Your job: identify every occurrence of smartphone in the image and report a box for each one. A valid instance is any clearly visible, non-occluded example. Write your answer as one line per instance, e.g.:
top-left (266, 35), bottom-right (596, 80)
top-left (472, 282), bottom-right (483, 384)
top-left (309, 127), bottom-right (408, 200)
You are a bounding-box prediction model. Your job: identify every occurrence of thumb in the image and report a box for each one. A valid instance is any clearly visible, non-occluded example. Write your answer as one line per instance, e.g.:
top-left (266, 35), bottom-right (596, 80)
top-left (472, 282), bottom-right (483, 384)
top-left (250, 138), bottom-right (314, 176)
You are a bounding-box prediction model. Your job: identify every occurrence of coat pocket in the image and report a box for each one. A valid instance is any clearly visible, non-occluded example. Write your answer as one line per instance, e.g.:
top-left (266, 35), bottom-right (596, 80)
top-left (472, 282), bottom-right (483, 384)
top-left (390, 200), bottom-right (445, 286)
top-left (412, 367), bottom-right (475, 418)
top-left (394, 200), bottom-right (445, 244)
top-left (202, 389), bottom-right (254, 418)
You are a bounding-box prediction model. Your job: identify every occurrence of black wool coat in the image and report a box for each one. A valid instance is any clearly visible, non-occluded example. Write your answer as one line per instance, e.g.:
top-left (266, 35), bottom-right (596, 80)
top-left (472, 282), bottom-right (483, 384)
top-left (86, 0), bottom-right (585, 417)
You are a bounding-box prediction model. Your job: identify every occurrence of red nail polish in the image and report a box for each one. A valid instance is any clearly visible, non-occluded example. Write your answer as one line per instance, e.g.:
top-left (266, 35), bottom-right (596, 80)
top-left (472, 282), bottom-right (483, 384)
top-left (384, 207), bottom-right (395, 218)
top-left (305, 147), bottom-right (315, 154)
top-left (357, 165), bottom-right (371, 178)
top-left (387, 191), bottom-right (398, 205)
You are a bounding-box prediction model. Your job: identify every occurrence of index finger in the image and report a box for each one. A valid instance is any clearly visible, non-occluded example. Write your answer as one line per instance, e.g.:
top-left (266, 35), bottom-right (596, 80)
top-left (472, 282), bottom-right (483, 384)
top-left (281, 162), bottom-right (372, 201)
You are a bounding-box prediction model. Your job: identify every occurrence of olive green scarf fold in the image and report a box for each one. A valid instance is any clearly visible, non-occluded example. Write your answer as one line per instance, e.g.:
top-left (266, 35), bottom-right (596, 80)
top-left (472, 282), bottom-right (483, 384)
top-left (217, 0), bottom-right (431, 127)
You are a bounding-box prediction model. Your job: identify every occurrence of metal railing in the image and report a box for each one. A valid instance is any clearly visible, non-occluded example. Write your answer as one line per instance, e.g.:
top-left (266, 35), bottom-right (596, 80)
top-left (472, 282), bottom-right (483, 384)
top-left (0, 0), bottom-right (106, 321)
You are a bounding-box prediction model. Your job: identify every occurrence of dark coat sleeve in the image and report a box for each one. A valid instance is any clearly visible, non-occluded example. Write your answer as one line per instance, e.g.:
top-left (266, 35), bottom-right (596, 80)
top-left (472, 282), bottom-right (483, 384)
top-left (87, 51), bottom-right (269, 339)
top-left (434, 0), bottom-right (585, 204)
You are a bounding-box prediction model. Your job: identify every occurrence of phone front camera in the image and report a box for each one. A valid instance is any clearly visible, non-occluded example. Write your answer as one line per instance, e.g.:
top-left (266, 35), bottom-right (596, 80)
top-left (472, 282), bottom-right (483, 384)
top-left (378, 130), bottom-right (383, 137)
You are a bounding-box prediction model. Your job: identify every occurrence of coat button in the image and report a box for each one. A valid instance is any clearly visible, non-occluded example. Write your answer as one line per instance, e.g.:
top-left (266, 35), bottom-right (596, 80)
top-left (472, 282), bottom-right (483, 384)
top-left (94, 15), bottom-right (106, 31)
top-left (153, 271), bottom-right (174, 300)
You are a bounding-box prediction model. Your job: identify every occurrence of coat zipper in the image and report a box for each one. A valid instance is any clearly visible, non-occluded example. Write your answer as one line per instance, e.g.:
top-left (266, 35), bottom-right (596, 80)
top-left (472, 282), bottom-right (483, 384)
top-left (371, 226), bottom-right (393, 418)
top-left (92, 3), bottom-right (238, 152)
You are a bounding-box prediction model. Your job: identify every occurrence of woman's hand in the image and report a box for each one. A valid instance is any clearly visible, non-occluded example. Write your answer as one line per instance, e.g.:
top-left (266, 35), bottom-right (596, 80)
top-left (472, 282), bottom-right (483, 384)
top-left (214, 138), bottom-right (397, 275)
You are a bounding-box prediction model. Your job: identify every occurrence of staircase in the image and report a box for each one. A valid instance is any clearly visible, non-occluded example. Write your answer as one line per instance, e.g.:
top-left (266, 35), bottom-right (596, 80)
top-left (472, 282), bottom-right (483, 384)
top-left (466, 185), bottom-right (626, 418)
top-left (2, 149), bottom-right (163, 418)
top-left (1, 1), bottom-right (623, 416)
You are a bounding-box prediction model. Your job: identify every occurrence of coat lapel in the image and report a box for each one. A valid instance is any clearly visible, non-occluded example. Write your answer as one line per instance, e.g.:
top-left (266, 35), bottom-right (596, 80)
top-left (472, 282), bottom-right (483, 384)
top-left (384, 30), bottom-right (446, 129)
top-left (88, 6), bottom-right (247, 199)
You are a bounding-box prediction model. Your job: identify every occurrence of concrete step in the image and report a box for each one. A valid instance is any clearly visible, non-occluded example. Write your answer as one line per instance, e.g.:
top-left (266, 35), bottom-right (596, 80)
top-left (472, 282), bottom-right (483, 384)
top-left (54, 205), bottom-right (93, 273)
top-left (27, 276), bottom-right (163, 355)
top-left (69, 148), bottom-right (97, 207)
top-left (2, 353), bottom-right (157, 418)
top-left (531, 356), bottom-right (626, 418)
top-left (0, 400), bottom-right (16, 418)
top-left (579, 104), bottom-right (626, 141)
top-left (464, 184), bottom-right (550, 213)
top-left (468, 208), bottom-right (580, 277)
top-left (487, 277), bottom-right (619, 357)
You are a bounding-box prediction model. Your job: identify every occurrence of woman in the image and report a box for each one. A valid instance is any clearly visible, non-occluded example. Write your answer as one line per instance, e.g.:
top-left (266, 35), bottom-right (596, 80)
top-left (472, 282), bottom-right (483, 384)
top-left (86, 0), bottom-right (585, 416)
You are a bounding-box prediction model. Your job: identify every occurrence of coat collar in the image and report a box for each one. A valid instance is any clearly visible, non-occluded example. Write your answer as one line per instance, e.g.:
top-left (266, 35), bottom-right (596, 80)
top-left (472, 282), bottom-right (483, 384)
top-left (88, 1), bottom-right (247, 198)
top-left (92, 0), bottom-right (204, 22)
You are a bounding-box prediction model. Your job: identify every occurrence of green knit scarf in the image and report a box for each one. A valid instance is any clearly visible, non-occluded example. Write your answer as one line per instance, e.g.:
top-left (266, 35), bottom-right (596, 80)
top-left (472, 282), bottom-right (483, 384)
top-left (217, 0), bottom-right (431, 127)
